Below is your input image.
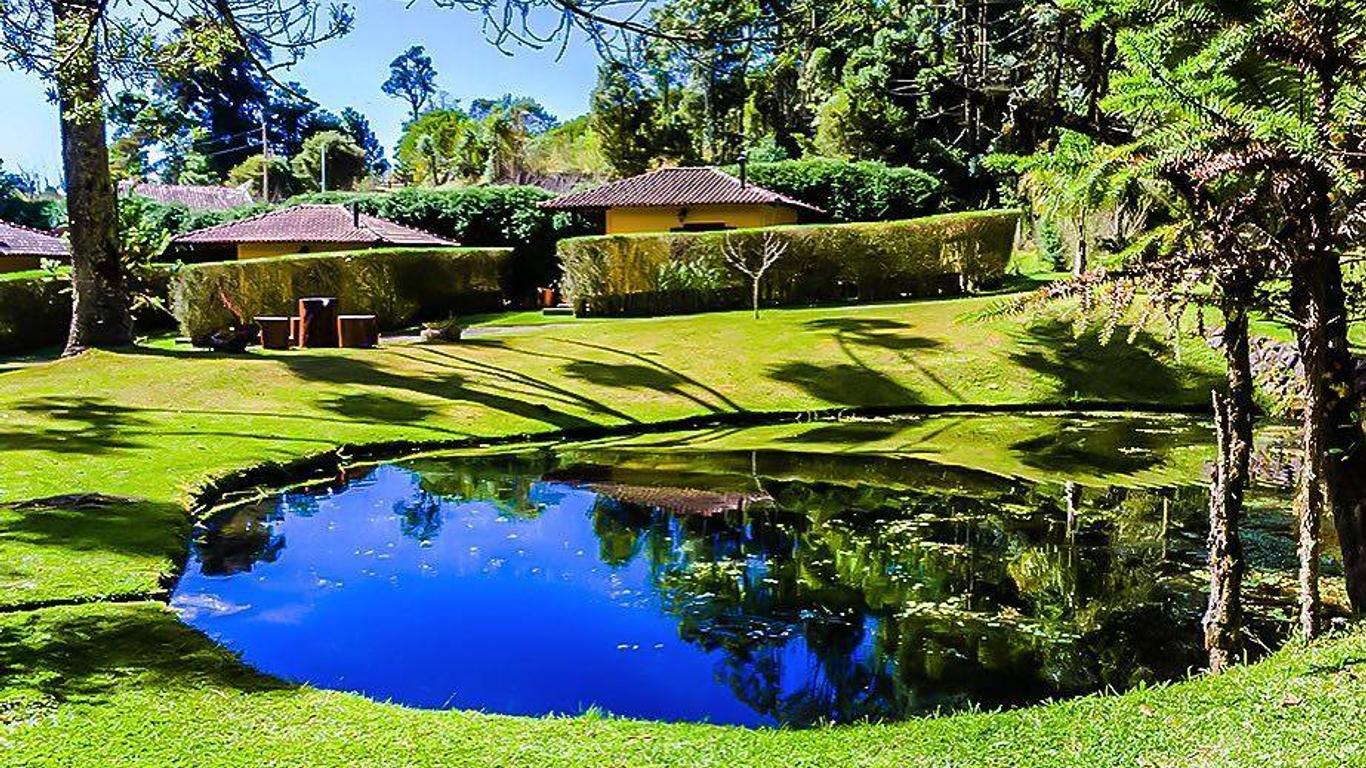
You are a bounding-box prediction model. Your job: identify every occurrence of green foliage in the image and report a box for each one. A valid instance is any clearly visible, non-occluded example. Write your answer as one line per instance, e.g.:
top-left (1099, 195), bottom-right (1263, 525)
top-left (0, 160), bottom-right (62, 229)
top-left (394, 109), bottom-right (485, 186)
top-left (227, 154), bottom-right (299, 202)
top-left (723, 158), bottom-right (943, 222)
top-left (560, 210), bottom-right (1019, 316)
top-left (287, 186), bottom-right (597, 297)
top-left (0, 274), bottom-right (71, 353)
top-left (290, 130), bottom-right (368, 192)
top-left (525, 116), bottom-right (611, 181)
top-left (170, 246), bottom-right (510, 337)
top-left (383, 45), bottom-right (439, 122)
top-left (1038, 219), bottom-right (1066, 271)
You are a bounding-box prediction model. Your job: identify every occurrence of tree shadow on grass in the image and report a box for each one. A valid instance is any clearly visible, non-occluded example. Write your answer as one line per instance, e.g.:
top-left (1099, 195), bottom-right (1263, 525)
top-left (0, 602), bottom-right (288, 711)
top-left (1008, 319), bottom-right (1216, 403)
top-left (267, 350), bottom-right (604, 431)
top-left (802, 318), bottom-right (945, 354)
top-left (0, 496), bottom-right (188, 607)
top-left (558, 360), bottom-right (735, 414)
top-left (767, 362), bottom-right (924, 408)
top-left (0, 397), bottom-right (152, 455)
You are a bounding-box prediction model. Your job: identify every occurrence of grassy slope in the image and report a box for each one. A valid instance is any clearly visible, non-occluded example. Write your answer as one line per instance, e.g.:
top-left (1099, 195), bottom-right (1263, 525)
top-left (5, 295), bottom-right (1319, 768)
top-left (0, 297), bottom-right (1222, 608)
top-left (3, 602), bottom-right (1364, 767)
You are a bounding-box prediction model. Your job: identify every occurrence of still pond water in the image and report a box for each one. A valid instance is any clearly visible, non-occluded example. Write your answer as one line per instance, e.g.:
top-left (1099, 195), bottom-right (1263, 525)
top-left (172, 414), bottom-right (1303, 727)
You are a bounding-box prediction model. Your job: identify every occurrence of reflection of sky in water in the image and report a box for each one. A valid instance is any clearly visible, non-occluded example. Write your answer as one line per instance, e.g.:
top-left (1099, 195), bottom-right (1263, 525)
top-left (173, 465), bottom-right (880, 727)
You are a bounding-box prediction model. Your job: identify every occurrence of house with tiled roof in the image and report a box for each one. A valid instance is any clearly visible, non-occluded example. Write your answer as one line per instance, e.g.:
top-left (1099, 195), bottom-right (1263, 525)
top-left (0, 220), bottom-right (67, 272)
top-left (173, 204), bottom-right (457, 260)
top-left (540, 166), bottom-right (824, 234)
top-left (119, 181), bottom-right (253, 211)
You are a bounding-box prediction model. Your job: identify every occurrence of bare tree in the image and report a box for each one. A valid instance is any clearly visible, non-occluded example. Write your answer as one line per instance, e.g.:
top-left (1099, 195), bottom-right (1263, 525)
top-left (722, 232), bottom-right (787, 319)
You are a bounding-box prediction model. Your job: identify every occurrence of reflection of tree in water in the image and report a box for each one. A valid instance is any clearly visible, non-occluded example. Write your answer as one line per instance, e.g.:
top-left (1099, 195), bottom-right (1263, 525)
top-left (586, 475), bottom-right (1243, 725)
top-left (394, 491), bottom-right (442, 544)
top-left (193, 501), bottom-right (286, 576)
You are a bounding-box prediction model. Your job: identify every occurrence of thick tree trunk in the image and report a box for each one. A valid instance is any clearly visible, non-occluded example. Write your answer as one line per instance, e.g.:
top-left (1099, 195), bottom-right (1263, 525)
top-left (1289, 248), bottom-right (1366, 631)
top-left (1203, 291), bottom-right (1253, 671)
top-left (54, 0), bottom-right (132, 355)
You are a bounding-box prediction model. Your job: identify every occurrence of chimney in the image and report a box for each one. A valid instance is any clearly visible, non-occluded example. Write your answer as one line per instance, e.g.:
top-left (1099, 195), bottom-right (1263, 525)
top-left (351, 202), bottom-right (360, 228)
top-left (738, 151), bottom-right (749, 188)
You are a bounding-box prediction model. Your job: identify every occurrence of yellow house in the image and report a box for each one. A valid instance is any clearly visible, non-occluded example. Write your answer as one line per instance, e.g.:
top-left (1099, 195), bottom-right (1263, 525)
top-left (540, 166), bottom-right (824, 234)
top-left (0, 220), bottom-right (67, 273)
top-left (173, 204), bottom-right (455, 260)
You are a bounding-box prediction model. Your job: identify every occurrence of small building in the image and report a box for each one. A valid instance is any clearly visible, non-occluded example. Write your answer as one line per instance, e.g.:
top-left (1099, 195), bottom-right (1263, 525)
top-left (119, 181), bottom-right (253, 211)
top-left (173, 204), bottom-right (456, 260)
top-left (0, 220), bottom-right (68, 273)
top-left (539, 166), bottom-right (824, 234)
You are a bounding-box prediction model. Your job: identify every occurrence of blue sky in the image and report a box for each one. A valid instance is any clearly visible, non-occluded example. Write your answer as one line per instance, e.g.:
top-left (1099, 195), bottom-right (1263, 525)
top-left (0, 0), bottom-right (602, 182)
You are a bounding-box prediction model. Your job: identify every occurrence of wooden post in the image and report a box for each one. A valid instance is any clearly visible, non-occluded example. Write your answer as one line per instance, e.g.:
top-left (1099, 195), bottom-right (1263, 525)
top-left (254, 316), bottom-right (292, 350)
top-left (298, 297), bottom-right (339, 348)
top-left (337, 314), bottom-right (379, 348)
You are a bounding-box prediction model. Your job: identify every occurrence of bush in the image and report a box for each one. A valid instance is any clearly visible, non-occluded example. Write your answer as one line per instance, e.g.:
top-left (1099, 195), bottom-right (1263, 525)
top-left (0, 273), bottom-right (71, 353)
top-left (171, 247), bottom-right (511, 338)
top-left (0, 265), bottom-right (175, 354)
top-left (560, 210), bottom-right (1019, 317)
top-left (719, 159), bottom-right (943, 223)
top-left (286, 186), bottom-right (597, 299)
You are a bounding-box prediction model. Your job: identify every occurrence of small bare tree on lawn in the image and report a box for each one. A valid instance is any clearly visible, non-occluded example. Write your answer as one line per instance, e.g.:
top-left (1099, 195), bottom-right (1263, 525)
top-left (722, 232), bottom-right (788, 319)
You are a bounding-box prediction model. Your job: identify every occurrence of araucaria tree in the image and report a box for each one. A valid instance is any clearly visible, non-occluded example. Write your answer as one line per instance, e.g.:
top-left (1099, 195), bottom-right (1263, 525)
top-left (1058, 0), bottom-right (1366, 639)
top-left (0, 0), bottom-right (349, 354)
top-left (382, 45), bottom-right (438, 124)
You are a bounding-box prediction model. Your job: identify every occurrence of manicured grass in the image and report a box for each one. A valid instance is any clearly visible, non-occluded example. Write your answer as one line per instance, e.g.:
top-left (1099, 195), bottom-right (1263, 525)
top-left (2, 601), bottom-right (1363, 766)
top-left (7, 294), bottom-right (1332, 767)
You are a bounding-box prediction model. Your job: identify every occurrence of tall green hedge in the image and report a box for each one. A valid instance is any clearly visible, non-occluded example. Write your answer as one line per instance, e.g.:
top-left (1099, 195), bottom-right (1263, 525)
top-left (720, 159), bottom-right (943, 222)
top-left (559, 210), bottom-right (1019, 316)
top-left (171, 247), bottom-right (510, 338)
top-left (0, 274), bottom-right (70, 354)
top-left (0, 266), bottom-right (175, 354)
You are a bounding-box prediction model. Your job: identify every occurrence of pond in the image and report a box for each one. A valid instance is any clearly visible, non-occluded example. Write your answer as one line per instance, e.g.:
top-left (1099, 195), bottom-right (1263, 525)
top-left (171, 414), bottom-right (1306, 728)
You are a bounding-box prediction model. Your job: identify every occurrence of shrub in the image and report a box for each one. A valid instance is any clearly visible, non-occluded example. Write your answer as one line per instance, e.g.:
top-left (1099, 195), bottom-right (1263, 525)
top-left (0, 265), bottom-right (175, 354)
top-left (0, 273), bottom-right (71, 353)
top-left (719, 159), bottom-right (943, 223)
top-left (286, 186), bottom-right (597, 299)
top-left (171, 247), bottom-right (511, 338)
top-left (560, 210), bottom-right (1019, 317)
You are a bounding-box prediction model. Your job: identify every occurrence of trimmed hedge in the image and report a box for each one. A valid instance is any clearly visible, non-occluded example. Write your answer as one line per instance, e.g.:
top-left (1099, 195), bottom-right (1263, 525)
top-left (0, 266), bottom-right (175, 354)
top-left (0, 274), bottom-right (70, 354)
top-left (559, 210), bottom-right (1019, 317)
top-left (171, 247), bottom-right (511, 338)
top-left (719, 159), bottom-right (943, 223)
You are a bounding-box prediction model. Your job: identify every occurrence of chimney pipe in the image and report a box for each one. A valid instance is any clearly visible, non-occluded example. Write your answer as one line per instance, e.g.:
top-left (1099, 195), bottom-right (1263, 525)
top-left (351, 202), bottom-right (360, 228)
top-left (738, 151), bottom-right (749, 188)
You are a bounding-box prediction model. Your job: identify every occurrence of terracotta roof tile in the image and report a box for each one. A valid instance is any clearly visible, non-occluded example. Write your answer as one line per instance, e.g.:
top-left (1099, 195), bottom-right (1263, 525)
top-left (0, 220), bottom-right (67, 257)
top-left (120, 181), bottom-right (254, 211)
top-left (172, 204), bottom-right (457, 246)
top-left (540, 166), bottom-right (824, 214)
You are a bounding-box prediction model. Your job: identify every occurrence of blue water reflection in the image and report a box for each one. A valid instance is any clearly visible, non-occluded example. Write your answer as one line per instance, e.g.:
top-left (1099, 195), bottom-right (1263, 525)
top-left (171, 428), bottom-right (1297, 727)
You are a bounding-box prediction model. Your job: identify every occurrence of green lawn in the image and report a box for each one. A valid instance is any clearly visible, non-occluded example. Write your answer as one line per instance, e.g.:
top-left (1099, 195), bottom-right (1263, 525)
top-left (3, 295), bottom-right (1353, 767)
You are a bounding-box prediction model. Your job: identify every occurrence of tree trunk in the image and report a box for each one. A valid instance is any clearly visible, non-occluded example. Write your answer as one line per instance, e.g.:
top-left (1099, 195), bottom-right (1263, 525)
top-left (1288, 248), bottom-right (1366, 632)
top-left (54, 0), bottom-right (132, 355)
top-left (752, 278), bottom-right (760, 319)
top-left (1203, 290), bottom-right (1253, 671)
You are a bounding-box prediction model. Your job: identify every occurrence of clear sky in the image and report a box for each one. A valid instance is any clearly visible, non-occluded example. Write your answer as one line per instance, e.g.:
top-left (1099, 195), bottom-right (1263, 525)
top-left (0, 0), bottom-right (603, 183)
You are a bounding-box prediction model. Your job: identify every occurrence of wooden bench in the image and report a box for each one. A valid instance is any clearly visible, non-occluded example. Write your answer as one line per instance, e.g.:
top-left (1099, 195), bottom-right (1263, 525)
top-left (337, 315), bottom-right (379, 348)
